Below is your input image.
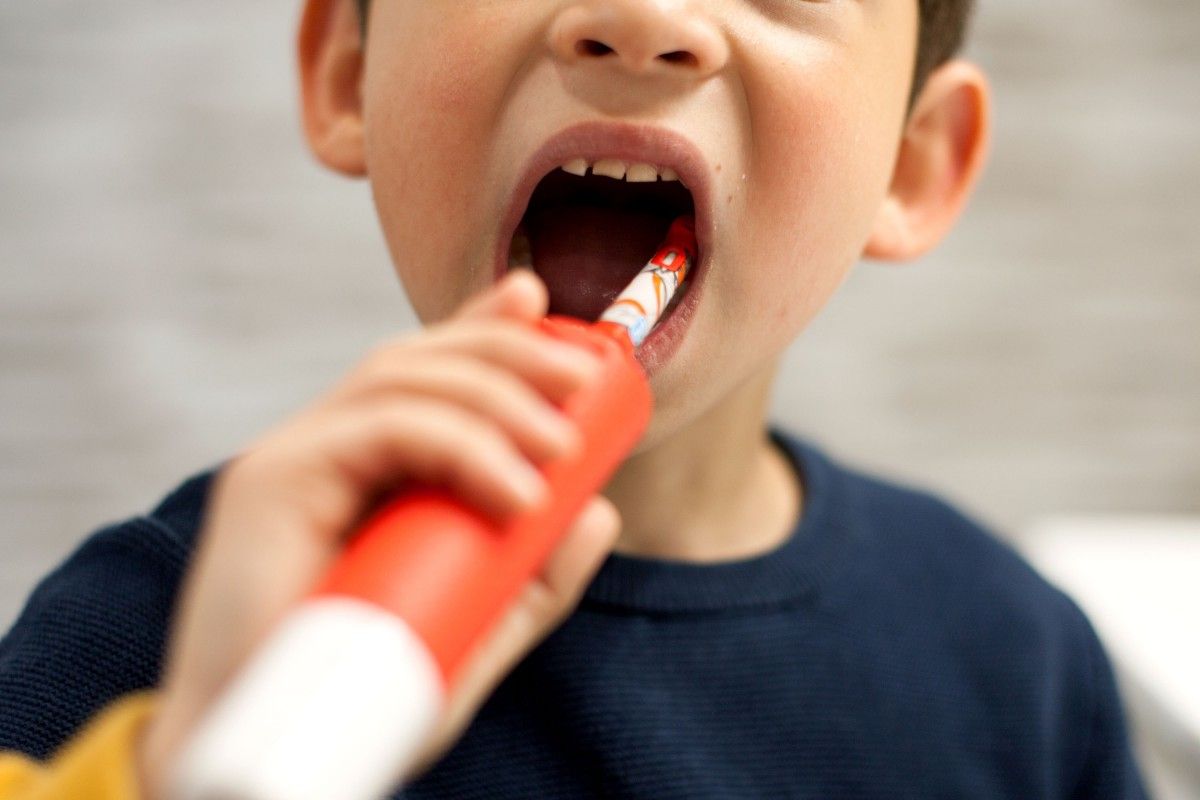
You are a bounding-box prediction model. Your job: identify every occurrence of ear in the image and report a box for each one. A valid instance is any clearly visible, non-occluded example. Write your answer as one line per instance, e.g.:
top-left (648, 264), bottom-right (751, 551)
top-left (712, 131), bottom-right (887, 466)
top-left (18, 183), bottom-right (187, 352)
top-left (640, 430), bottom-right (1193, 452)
top-left (297, 0), bottom-right (367, 177)
top-left (864, 59), bottom-right (991, 262)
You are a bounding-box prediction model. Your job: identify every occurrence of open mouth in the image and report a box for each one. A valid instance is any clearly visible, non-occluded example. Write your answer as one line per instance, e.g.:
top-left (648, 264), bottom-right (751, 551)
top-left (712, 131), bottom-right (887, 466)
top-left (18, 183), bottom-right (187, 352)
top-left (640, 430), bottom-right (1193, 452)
top-left (509, 165), bottom-right (697, 323)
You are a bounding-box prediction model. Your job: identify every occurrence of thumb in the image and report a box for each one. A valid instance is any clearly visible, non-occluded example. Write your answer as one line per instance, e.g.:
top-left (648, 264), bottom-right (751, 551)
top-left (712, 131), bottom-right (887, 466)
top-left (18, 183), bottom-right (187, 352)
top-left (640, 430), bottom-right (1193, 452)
top-left (453, 268), bottom-right (548, 323)
top-left (461, 493), bottom-right (620, 687)
top-left (402, 495), bottom-right (620, 782)
top-left (526, 495), bottom-right (621, 623)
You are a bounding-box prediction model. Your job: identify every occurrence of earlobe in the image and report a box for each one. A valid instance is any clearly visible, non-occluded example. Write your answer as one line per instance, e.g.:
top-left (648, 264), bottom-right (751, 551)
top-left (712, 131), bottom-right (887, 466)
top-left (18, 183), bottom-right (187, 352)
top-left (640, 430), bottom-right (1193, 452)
top-left (866, 196), bottom-right (908, 260)
top-left (297, 0), bottom-right (368, 177)
top-left (864, 59), bottom-right (991, 262)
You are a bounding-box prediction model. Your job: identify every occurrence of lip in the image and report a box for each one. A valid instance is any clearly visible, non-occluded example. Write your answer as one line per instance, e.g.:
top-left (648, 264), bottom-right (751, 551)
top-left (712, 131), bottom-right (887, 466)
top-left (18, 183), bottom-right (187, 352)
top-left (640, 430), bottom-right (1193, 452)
top-left (493, 120), bottom-right (715, 374)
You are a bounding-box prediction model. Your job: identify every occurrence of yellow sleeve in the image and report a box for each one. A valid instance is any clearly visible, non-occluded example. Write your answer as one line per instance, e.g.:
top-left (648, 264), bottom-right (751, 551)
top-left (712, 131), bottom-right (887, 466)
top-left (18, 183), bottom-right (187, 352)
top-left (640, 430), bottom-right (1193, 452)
top-left (0, 692), bottom-right (158, 800)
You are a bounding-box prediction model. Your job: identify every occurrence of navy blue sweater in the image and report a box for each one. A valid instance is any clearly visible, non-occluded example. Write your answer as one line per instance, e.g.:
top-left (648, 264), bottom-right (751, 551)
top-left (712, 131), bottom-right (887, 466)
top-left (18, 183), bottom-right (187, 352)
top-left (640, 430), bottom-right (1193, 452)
top-left (0, 429), bottom-right (1147, 798)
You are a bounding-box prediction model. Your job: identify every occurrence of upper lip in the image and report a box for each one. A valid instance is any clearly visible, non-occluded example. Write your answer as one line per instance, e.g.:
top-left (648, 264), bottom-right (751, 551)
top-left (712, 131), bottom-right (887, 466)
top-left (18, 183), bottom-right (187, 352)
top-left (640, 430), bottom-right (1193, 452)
top-left (494, 120), bottom-right (714, 281)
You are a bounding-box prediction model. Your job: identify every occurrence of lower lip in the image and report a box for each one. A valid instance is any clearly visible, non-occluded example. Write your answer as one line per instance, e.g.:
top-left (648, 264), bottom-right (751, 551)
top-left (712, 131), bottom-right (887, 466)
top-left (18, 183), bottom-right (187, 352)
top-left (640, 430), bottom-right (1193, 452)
top-left (627, 249), bottom-right (707, 377)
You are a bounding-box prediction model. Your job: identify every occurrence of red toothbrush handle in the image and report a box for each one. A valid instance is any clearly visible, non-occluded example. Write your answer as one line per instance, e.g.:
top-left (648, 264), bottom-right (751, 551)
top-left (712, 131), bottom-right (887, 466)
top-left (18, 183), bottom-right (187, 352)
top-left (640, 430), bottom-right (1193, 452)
top-left (170, 317), bottom-right (651, 800)
top-left (312, 315), bottom-right (650, 686)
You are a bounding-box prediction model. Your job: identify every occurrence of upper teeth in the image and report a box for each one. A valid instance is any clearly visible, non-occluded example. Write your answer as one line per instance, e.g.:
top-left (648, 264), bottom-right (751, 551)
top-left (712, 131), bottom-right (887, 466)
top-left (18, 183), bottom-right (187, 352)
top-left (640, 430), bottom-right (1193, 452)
top-left (562, 158), bottom-right (681, 183)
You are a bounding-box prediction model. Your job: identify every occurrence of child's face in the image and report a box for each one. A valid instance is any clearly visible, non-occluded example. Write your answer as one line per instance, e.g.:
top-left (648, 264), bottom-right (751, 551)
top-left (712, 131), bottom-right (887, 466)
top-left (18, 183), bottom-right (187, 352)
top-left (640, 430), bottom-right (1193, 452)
top-left (357, 1), bottom-right (918, 443)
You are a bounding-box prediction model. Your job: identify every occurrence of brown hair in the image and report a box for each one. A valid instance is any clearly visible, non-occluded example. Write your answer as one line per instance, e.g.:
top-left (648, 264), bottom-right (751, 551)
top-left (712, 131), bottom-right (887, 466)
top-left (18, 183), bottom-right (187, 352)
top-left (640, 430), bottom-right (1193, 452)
top-left (914, 0), bottom-right (974, 101)
top-left (353, 0), bottom-right (973, 103)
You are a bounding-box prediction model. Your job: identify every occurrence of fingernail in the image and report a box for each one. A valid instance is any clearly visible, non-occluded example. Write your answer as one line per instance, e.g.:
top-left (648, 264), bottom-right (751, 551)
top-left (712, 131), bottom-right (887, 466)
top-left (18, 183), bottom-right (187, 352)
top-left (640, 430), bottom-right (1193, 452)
top-left (549, 344), bottom-right (602, 380)
top-left (509, 461), bottom-right (548, 506)
top-left (537, 412), bottom-right (583, 454)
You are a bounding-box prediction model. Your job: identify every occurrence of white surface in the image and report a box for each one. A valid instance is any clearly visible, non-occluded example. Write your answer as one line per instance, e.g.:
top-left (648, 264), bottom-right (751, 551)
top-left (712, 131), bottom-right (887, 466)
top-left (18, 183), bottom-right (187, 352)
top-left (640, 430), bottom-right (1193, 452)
top-left (1020, 517), bottom-right (1200, 799)
top-left (173, 597), bottom-right (445, 800)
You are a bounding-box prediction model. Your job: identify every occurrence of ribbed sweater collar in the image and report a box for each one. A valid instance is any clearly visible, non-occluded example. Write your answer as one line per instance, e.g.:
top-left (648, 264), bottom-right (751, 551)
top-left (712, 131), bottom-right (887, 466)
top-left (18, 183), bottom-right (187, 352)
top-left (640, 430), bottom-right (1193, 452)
top-left (581, 427), bottom-right (851, 615)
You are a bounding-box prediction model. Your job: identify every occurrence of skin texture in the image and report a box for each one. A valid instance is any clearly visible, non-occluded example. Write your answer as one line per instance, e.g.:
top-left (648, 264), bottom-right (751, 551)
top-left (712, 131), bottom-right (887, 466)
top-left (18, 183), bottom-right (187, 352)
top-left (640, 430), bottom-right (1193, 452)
top-left (138, 0), bottom-right (990, 795)
top-left (302, 0), bottom-right (990, 559)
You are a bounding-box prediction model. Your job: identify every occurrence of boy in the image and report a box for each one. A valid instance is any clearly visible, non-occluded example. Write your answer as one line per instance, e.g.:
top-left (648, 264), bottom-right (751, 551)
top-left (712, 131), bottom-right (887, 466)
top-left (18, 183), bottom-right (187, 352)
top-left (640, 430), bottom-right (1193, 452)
top-left (0, 0), bottom-right (1149, 797)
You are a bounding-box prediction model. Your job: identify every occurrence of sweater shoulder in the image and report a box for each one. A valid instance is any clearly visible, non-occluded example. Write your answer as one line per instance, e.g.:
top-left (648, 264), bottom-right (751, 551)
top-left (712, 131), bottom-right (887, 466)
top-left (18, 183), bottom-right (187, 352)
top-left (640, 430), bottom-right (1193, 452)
top-left (142, 461), bottom-right (225, 554)
top-left (0, 464), bottom-right (222, 759)
top-left (820, 450), bottom-right (1095, 653)
top-left (787, 436), bottom-right (1147, 797)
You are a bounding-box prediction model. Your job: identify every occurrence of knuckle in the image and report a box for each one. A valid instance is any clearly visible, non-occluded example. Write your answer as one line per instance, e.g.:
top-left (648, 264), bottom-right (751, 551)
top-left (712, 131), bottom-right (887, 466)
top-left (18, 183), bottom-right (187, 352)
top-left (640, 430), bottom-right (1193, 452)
top-left (471, 320), bottom-right (530, 350)
top-left (499, 337), bottom-right (561, 375)
top-left (457, 360), bottom-right (534, 406)
top-left (358, 339), bottom-right (411, 380)
top-left (379, 400), bottom-right (510, 468)
top-left (373, 398), bottom-right (455, 443)
top-left (439, 355), bottom-right (501, 387)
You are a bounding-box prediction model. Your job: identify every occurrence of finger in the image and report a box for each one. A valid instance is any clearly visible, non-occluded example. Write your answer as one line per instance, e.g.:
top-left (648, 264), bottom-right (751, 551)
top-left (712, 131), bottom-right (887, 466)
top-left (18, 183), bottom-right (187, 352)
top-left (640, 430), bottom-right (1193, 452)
top-left (327, 397), bottom-right (554, 523)
top-left (533, 494), bottom-right (621, 610)
top-left (453, 269), bottom-right (548, 323)
top-left (405, 495), bottom-right (620, 781)
top-left (462, 495), bottom-right (619, 679)
top-left (419, 320), bottom-right (603, 402)
top-left (341, 354), bottom-right (583, 463)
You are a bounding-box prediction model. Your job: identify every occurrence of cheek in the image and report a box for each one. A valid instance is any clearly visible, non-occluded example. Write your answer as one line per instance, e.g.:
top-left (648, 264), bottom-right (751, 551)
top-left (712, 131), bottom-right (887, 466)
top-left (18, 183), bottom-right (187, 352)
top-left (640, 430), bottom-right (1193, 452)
top-left (734, 56), bottom-right (906, 344)
top-left (362, 9), bottom-right (512, 322)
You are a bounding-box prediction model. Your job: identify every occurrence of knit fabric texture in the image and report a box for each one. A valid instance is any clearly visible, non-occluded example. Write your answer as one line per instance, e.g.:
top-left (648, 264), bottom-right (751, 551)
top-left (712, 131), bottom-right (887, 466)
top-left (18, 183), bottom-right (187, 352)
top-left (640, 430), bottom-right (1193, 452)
top-left (0, 428), bottom-right (1148, 798)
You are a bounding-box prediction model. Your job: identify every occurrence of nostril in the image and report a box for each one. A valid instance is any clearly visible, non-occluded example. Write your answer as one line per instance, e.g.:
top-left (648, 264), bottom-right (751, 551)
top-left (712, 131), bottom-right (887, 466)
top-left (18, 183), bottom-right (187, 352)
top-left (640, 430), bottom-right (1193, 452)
top-left (577, 39), bottom-right (614, 57)
top-left (659, 51), bottom-right (698, 68)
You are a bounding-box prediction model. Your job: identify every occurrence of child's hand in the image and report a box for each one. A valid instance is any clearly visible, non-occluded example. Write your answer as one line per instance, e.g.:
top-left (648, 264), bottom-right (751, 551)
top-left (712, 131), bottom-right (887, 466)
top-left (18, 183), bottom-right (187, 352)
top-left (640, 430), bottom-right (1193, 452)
top-left (137, 270), bottom-right (621, 798)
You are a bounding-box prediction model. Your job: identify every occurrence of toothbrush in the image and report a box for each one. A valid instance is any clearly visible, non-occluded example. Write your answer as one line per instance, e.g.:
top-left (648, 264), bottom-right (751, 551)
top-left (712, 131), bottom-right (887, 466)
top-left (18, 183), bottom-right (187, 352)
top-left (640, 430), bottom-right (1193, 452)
top-left (171, 216), bottom-right (697, 800)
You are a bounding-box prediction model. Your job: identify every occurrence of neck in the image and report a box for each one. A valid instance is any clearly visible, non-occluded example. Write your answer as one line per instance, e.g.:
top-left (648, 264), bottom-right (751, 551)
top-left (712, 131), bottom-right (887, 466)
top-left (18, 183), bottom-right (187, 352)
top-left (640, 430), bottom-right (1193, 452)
top-left (602, 363), bottom-right (802, 562)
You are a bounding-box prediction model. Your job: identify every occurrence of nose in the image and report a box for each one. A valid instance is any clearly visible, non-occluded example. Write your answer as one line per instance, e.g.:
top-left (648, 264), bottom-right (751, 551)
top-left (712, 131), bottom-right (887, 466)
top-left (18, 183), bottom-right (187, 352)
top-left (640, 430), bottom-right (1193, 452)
top-left (548, 0), bottom-right (728, 80)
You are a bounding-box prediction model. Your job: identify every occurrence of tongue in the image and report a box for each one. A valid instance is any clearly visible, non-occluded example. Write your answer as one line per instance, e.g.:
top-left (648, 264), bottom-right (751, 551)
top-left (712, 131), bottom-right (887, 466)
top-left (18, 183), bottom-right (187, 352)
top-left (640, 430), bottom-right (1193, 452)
top-left (524, 205), bottom-right (667, 321)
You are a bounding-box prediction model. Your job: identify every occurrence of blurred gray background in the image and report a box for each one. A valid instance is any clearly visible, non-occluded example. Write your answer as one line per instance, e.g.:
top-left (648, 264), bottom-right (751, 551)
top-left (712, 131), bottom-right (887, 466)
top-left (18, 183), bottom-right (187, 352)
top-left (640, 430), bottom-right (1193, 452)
top-left (1, 0), bottom-right (1197, 745)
